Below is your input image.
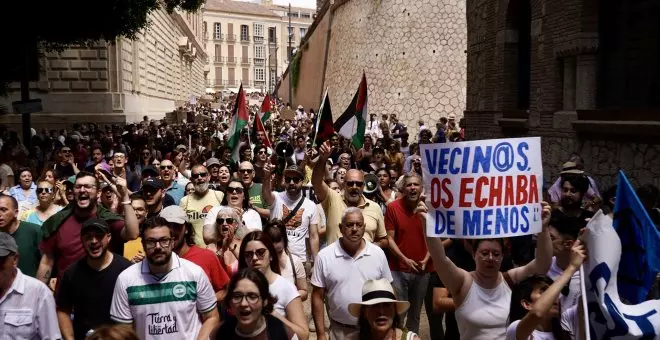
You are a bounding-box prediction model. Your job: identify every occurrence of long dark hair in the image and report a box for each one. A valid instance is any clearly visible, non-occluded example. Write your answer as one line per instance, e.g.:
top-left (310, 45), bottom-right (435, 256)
top-left (221, 178), bottom-right (251, 209)
top-left (238, 231), bottom-right (281, 274)
top-left (358, 306), bottom-right (403, 340)
top-left (508, 275), bottom-right (564, 340)
top-left (264, 220), bottom-right (289, 254)
top-left (224, 268), bottom-right (276, 315)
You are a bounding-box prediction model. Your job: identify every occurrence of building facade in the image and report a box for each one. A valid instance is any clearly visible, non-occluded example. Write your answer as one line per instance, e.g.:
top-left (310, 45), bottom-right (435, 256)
top-left (0, 6), bottom-right (206, 129)
top-left (203, 0), bottom-right (314, 94)
top-left (464, 0), bottom-right (660, 188)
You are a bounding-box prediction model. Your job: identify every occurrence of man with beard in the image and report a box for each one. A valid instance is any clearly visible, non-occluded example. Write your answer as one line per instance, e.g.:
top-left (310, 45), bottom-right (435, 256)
top-left (36, 171), bottom-right (139, 287)
top-left (139, 166), bottom-right (176, 208)
top-left (312, 141), bottom-right (388, 248)
top-left (84, 146), bottom-right (106, 173)
top-left (159, 159), bottom-right (185, 205)
top-left (160, 206), bottom-right (229, 302)
top-left (239, 161), bottom-right (270, 218)
top-left (384, 173), bottom-right (431, 333)
top-left (262, 164), bottom-right (320, 263)
top-left (56, 218), bottom-right (132, 340)
top-left (555, 171), bottom-right (594, 225)
top-left (0, 195), bottom-right (42, 277)
top-left (110, 217), bottom-right (219, 339)
top-left (142, 178), bottom-right (171, 218)
top-left (311, 208), bottom-right (392, 340)
top-left (179, 165), bottom-right (224, 246)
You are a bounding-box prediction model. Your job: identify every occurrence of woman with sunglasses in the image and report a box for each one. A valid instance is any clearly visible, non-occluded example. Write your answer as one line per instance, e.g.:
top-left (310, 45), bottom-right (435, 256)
top-left (207, 178), bottom-right (262, 231)
top-left (239, 231), bottom-right (309, 340)
top-left (212, 268), bottom-right (297, 339)
top-left (205, 206), bottom-right (244, 275)
top-left (135, 147), bottom-right (155, 174)
top-left (19, 179), bottom-right (63, 226)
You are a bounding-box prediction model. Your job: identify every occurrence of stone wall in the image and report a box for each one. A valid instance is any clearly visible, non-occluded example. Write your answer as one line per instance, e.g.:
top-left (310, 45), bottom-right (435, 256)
top-left (277, 0), bottom-right (467, 132)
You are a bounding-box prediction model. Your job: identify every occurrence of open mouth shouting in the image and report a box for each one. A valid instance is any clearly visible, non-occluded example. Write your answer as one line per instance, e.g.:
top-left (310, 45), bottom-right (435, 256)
top-left (76, 193), bottom-right (92, 208)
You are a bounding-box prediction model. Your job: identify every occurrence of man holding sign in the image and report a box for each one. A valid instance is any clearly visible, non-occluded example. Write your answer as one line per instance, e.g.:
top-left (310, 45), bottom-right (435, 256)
top-left (418, 137), bottom-right (553, 340)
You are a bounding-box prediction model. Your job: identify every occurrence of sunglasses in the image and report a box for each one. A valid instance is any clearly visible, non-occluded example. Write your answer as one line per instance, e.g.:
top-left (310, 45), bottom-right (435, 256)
top-left (228, 187), bottom-right (244, 194)
top-left (191, 172), bottom-right (207, 179)
top-left (346, 181), bottom-right (364, 188)
top-left (258, 150), bottom-right (267, 155)
top-left (61, 149), bottom-right (72, 153)
top-left (160, 165), bottom-right (174, 170)
top-left (238, 169), bottom-right (253, 173)
top-left (244, 248), bottom-right (268, 260)
top-left (216, 218), bottom-right (235, 225)
top-left (284, 176), bottom-right (302, 184)
top-left (37, 188), bottom-right (53, 194)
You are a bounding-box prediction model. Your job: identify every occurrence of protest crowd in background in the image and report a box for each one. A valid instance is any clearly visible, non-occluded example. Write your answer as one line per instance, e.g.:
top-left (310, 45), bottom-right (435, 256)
top-left (0, 81), bottom-right (658, 340)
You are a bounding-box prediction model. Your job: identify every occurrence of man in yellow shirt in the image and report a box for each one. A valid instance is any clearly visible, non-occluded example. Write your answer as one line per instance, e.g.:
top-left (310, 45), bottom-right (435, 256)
top-left (179, 164), bottom-right (224, 246)
top-left (123, 194), bottom-right (147, 261)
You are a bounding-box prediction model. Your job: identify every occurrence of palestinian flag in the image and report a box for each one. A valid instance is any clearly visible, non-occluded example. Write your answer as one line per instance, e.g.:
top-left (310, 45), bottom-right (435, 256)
top-left (259, 93), bottom-right (272, 122)
top-left (334, 73), bottom-right (368, 148)
top-left (312, 88), bottom-right (334, 147)
top-left (255, 98), bottom-right (272, 148)
top-left (227, 84), bottom-right (249, 164)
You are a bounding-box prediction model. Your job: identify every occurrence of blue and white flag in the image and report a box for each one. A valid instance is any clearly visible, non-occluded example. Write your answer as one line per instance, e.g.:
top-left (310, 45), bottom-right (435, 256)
top-left (582, 210), bottom-right (660, 339)
top-left (613, 170), bottom-right (660, 304)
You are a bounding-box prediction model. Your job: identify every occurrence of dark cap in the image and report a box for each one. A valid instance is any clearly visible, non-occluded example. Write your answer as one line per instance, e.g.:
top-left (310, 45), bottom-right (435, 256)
top-left (0, 233), bottom-right (18, 256)
top-left (206, 158), bottom-right (221, 167)
top-left (141, 166), bottom-right (159, 177)
top-left (81, 218), bottom-right (110, 233)
top-left (373, 146), bottom-right (385, 154)
top-left (283, 165), bottom-right (304, 178)
top-left (143, 178), bottom-right (164, 190)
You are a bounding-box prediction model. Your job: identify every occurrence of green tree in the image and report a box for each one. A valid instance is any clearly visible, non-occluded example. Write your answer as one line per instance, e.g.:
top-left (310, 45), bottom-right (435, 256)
top-left (0, 0), bottom-right (206, 96)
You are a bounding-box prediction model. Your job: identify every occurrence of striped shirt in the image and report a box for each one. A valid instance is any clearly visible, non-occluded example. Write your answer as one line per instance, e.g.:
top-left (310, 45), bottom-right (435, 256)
top-left (110, 253), bottom-right (217, 339)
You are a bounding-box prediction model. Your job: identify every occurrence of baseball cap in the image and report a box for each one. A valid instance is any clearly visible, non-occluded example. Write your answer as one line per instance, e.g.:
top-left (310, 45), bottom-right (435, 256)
top-left (143, 178), bottom-right (164, 190)
top-left (160, 206), bottom-right (188, 224)
top-left (81, 218), bottom-right (110, 234)
top-left (283, 165), bottom-right (304, 178)
top-left (0, 233), bottom-right (18, 257)
top-left (206, 158), bottom-right (221, 167)
top-left (141, 166), bottom-right (159, 177)
top-left (176, 144), bottom-right (187, 151)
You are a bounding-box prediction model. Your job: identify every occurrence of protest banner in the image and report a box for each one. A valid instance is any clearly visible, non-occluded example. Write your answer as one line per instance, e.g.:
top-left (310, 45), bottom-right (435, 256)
top-left (420, 137), bottom-right (543, 238)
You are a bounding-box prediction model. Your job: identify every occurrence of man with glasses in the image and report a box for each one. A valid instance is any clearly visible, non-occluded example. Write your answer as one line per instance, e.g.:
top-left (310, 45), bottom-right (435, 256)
top-left (0, 195), bottom-right (42, 277)
top-left (239, 161), bottom-right (270, 219)
top-left (110, 217), bottom-right (220, 339)
top-left (37, 171), bottom-right (140, 289)
top-left (56, 218), bottom-right (132, 340)
top-left (179, 165), bottom-right (224, 246)
top-left (159, 160), bottom-right (185, 205)
top-left (161, 206), bottom-right (229, 302)
top-left (312, 141), bottom-right (388, 249)
top-left (0, 232), bottom-right (61, 339)
top-left (111, 152), bottom-right (140, 193)
top-left (262, 164), bottom-right (320, 264)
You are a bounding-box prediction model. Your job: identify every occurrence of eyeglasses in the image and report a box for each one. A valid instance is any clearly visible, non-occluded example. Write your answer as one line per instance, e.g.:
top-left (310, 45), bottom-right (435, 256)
top-left (142, 152), bottom-right (150, 156)
top-left (160, 165), bottom-right (173, 170)
top-left (37, 188), bottom-right (53, 194)
top-left (244, 248), bottom-right (268, 260)
top-left (239, 169), bottom-right (253, 174)
top-left (74, 184), bottom-right (97, 191)
top-left (230, 292), bottom-right (261, 304)
top-left (144, 238), bottom-right (172, 249)
top-left (284, 176), bottom-right (302, 184)
top-left (346, 181), bottom-right (364, 188)
top-left (191, 172), bottom-right (207, 179)
top-left (228, 187), bottom-right (244, 194)
top-left (258, 150), bottom-right (267, 155)
top-left (217, 218), bottom-right (235, 225)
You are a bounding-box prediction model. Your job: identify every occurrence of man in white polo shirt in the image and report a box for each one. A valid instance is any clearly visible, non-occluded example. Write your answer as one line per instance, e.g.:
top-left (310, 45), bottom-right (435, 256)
top-left (311, 207), bottom-right (393, 340)
top-left (110, 216), bottom-right (219, 340)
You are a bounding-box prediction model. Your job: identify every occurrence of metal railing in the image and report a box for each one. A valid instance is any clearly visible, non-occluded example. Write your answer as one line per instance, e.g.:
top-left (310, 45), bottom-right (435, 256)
top-left (241, 58), bottom-right (251, 65)
top-left (226, 57), bottom-right (237, 64)
top-left (254, 58), bottom-right (265, 66)
top-left (214, 56), bottom-right (223, 63)
top-left (240, 35), bottom-right (250, 42)
top-left (213, 34), bottom-right (224, 41)
top-left (226, 34), bottom-right (237, 42)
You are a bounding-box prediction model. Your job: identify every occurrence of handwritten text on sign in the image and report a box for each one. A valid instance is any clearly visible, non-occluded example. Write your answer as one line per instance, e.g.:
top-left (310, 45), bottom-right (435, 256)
top-left (421, 137), bottom-right (543, 238)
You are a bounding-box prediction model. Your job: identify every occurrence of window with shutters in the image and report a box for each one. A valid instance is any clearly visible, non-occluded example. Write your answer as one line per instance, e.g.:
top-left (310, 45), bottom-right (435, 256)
top-left (214, 23), bottom-right (222, 40)
top-left (241, 25), bottom-right (249, 41)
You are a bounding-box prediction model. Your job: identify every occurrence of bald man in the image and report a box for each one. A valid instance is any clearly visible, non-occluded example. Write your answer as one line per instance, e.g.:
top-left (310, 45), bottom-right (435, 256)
top-left (311, 142), bottom-right (388, 248)
top-left (238, 161), bottom-right (270, 218)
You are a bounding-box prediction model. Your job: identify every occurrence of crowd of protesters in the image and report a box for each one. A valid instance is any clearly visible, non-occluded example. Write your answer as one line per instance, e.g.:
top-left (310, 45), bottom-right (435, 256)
top-left (0, 94), bottom-right (657, 340)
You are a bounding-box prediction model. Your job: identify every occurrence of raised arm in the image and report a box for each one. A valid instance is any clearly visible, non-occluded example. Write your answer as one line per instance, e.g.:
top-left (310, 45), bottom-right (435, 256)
top-left (311, 143), bottom-right (331, 203)
top-left (261, 162), bottom-right (276, 208)
top-left (507, 201), bottom-right (553, 283)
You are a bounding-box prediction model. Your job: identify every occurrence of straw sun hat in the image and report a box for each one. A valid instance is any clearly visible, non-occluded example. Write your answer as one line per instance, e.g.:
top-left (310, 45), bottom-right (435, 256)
top-left (348, 279), bottom-right (410, 318)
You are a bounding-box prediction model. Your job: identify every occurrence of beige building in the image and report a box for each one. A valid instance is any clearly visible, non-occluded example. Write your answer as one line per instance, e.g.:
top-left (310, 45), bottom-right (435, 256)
top-left (203, 0), bottom-right (314, 94)
top-left (1, 6), bottom-right (206, 129)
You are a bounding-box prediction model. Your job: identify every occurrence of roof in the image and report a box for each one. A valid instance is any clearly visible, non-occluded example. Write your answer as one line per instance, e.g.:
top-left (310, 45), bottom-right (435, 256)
top-left (205, 0), bottom-right (280, 18)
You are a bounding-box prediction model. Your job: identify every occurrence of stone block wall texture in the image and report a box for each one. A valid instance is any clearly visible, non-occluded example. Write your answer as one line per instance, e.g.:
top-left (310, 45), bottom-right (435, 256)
top-left (0, 5), bottom-right (206, 129)
top-left (278, 0), bottom-right (467, 132)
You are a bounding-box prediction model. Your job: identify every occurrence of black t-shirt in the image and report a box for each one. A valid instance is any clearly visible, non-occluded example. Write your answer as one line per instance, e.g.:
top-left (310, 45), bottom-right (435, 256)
top-left (54, 163), bottom-right (75, 180)
top-left (56, 253), bottom-right (132, 340)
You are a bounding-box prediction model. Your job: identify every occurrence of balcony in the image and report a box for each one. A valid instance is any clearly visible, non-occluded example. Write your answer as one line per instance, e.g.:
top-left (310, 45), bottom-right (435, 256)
top-left (213, 34), bottom-right (224, 41)
top-left (240, 35), bottom-right (250, 43)
top-left (206, 79), bottom-right (227, 87)
top-left (226, 80), bottom-right (238, 87)
top-left (253, 36), bottom-right (264, 44)
top-left (254, 58), bottom-right (265, 66)
top-left (226, 34), bottom-right (237, 42)
top-left (241, 58), bottom-right (251, 65)
top-left (226, 57), bottom-right (237, 64)
top-left (213, 56), bottom-right (223, 63)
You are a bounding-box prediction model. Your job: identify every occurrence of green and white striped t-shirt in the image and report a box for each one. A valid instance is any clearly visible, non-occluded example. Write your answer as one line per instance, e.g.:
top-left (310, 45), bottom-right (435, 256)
top-left (110, 253), bottom-right (217, 339)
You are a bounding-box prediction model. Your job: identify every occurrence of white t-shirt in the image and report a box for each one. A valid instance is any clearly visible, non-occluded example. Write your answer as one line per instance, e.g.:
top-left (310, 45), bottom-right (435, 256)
top-left (204, 205), bottom-right (263, 232)
top-left (280, 252), bottom-right (306, 286)
top-left (269, 275), bottom-right (300, 317)
top-left (269, 192), bottom-right (318, 261)
top-left (505, 320), bottom-right (555, 340)
top-left (561, 305), bottom-right (579, 339)
top-left (547, 257), bottom-right (581, 314)
top-left (110, 253), bottom-right (217, 340)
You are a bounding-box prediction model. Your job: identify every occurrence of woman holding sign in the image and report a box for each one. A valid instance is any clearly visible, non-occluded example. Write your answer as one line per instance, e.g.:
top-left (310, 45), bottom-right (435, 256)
top-left (417, 199), bottom-right (553, 340)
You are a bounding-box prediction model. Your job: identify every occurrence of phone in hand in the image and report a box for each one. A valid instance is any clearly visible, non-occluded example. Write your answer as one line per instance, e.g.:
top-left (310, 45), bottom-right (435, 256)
top-left (99, 169), bottom-right (115, 181)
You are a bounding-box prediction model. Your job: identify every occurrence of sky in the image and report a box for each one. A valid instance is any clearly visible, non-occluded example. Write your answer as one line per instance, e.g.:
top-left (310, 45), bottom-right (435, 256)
top-left (272, 0), bottom-right (316, 8)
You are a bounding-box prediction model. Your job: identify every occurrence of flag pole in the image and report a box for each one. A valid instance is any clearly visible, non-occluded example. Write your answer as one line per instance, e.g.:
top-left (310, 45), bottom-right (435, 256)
top-left (312, 87), bottom-right (328, 148)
